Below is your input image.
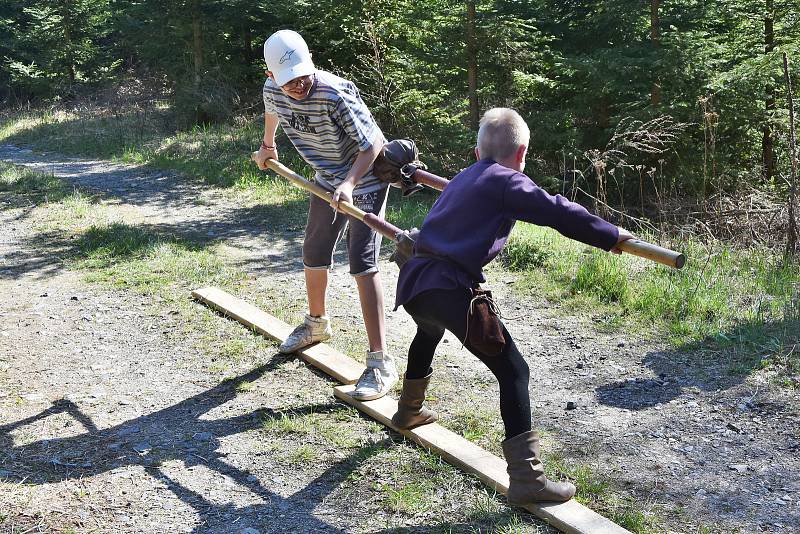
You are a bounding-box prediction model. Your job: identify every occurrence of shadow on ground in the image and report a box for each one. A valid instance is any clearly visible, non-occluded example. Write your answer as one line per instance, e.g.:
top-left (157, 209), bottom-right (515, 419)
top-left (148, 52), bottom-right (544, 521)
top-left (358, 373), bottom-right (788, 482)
top-left (0, 201), bottom-right (308, 282)
top-left (1, 356), bottom-right (376, 533)
top-left (596, 316), bottom-right (799, 410)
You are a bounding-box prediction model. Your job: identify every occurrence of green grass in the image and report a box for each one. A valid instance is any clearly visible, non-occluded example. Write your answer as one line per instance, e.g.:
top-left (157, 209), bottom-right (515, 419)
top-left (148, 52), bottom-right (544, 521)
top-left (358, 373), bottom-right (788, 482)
top-left (0, 161), bottom-right (72, 203)
top-left (285, 444), bottom-right (318, 465)
top-left (442, 405), bottom-right (505, 454)
top-left (74, 224), bottom-right (245, 295)
top-left (543, 453), bottom-right (662, 533)
top-left (261, 407), bottom-right (365, 449)
top-left (505, 222), bottom-right (800, 378)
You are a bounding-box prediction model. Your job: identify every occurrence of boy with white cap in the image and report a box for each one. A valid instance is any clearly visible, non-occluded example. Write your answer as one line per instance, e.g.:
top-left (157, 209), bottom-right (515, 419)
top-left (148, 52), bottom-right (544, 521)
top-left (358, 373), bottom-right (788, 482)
top-left (253, 29), bottom-right (397, 400)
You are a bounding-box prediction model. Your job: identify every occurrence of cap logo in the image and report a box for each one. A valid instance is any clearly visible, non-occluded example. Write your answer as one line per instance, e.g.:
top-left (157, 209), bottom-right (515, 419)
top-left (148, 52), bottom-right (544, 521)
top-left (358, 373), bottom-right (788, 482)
top-left (279, 49), bottom-right (295, 64)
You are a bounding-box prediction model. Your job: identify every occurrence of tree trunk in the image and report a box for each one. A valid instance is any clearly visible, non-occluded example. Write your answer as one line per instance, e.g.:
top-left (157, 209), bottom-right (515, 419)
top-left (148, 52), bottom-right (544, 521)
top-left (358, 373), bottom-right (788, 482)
top-left (650, 0), bottom-right (661, 106)
top-left (763, 0), bottom-right (775, 181)
top-left (61, 0), bottom-right (76, 87)
top-left (243, 25), bottom-right (253, 62)
top-left (466, 1), bottom-right (479, 131)
top-left (783, 53), bottom-right (798, 257)
top-left (191, 0), bottom-right (204, 84)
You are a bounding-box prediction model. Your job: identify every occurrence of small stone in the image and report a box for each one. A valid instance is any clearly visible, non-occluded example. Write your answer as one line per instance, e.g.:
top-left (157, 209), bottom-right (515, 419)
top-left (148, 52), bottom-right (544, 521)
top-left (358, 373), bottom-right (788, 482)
top-left (617, 340), bottom-right (625, 347)
top-left (117, 425), bottom-right (141, 437)
top-left (132, 442), bottom-right (152, 454)
top-left (726, 422), bottom-right (741, 433)
top-left (40, 293), bottom-right (48, 297)
top-left (566, 401), bottom-right (578, 410)
top-left (576, 362), bottom-right (584, 369)
top-left (70, 296), bottom-right (79, 301)
top-left (728, 464), bottom-right (748, 473)
top-left (240, 529), bottom-right (260, 534)
top-left (193, 432), bottom-right (213, 441)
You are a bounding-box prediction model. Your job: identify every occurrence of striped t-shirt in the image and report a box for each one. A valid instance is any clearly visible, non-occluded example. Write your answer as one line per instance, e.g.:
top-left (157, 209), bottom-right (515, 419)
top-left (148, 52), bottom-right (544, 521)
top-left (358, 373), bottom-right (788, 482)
top-left (263, 70), bottom-right (386, 195)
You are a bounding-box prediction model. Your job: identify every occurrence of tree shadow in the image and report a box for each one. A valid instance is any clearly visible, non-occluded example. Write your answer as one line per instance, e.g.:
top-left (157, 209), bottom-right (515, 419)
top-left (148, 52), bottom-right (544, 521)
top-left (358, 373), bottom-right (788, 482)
top-left (596, 316), bottom-right (799, 410)
top-left (0, 355), bottom-right (393, 532)
top-left (0, 202), bottom-right (309, 281)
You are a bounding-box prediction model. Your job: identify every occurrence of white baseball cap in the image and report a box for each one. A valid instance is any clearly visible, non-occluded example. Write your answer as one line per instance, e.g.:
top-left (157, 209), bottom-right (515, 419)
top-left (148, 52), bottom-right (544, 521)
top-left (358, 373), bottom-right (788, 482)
top-left (264, 30), bottom-right (315, 87)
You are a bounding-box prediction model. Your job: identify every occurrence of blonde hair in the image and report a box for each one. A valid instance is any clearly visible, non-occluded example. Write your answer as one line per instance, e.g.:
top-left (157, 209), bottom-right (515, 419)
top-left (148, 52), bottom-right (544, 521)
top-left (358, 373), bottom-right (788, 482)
top-left (476, 108), bottom-right (530, 161)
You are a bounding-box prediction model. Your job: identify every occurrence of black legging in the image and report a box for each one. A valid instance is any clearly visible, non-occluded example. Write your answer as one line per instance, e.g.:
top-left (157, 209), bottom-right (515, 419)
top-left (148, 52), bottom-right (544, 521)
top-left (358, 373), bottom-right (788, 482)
top-left (403, 287), bottom-right (532, 439)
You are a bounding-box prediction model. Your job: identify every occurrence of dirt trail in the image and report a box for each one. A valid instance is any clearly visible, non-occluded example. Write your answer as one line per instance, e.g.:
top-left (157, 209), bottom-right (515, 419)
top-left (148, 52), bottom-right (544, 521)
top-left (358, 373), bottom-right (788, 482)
top-left (1, 144), bottom-right (798, 533)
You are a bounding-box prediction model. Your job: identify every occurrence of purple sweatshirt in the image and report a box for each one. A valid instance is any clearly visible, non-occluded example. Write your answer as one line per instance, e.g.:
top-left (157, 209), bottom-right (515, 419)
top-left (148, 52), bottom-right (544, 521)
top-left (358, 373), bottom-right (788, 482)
top-left (394, 159), bottom-right (620, 309)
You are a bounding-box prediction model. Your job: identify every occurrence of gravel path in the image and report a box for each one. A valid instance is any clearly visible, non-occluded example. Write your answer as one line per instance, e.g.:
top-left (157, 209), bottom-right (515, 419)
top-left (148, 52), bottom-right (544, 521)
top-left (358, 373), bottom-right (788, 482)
top-left (1, 144), bottom-right (798, 533)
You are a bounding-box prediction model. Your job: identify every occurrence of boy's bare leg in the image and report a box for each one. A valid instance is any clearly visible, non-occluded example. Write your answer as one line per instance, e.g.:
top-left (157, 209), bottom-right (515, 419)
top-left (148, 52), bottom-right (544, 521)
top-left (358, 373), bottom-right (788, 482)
top-left (278, 267), bottom-right (331, 353)
top-left (349, 271), bottom-right (397, 400)
top-left (354, 271), bottom-right (386, 352)
top-left (305, 267), bottom-right (328, 317)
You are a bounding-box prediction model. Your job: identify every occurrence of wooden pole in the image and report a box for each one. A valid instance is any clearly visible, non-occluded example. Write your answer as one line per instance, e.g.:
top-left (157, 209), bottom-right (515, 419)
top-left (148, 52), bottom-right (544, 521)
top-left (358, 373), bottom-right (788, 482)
top-left (252, 154), bottom-right (404, 242)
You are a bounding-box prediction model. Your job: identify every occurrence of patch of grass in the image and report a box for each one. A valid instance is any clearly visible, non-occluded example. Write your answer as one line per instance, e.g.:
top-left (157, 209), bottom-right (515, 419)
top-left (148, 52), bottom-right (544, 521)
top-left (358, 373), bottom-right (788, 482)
top-left (442, 404), bottom-right (505, 453)
top-left (572, 251), bottom-right (629, 304)
top-left (505, 223), bottom-right (800, 381)
top-left (285, 444), bottom-right (318, 465)
top-left (235, 380), bottom-right (254, 393)
top-left (363, 443), bottom-right (476, 517)
top-left (545, 454), bottom-right (663, 534)
top-left (385, 188), bottom-right (436, 231)
top-left (72, 223), bottom-right (245, 295)
top-left (261, 407), bottom-right (365, 449)
top-left (0, 161), bottom-right (72, 203)
top-left (383, 480), bottom-right (434, 513)
top-left (262, 411), bottom-right (314, 435)
top-left (466, 488), bottom-right (506, 521)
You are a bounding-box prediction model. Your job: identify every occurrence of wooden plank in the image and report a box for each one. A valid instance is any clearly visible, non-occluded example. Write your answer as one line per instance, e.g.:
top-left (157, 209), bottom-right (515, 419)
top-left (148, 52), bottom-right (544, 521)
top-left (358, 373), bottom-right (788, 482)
top-left (191, 287), bottom-right (364, 384)
top-left (192, 286), bottom-right (630, 533)
top-left (334, 385), bottom-right (632, 534)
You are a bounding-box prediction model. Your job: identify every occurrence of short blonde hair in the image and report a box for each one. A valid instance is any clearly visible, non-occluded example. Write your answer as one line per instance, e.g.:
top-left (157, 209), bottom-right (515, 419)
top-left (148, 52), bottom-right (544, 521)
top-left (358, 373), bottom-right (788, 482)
top-left (476, 108), bottom-right (530, 161)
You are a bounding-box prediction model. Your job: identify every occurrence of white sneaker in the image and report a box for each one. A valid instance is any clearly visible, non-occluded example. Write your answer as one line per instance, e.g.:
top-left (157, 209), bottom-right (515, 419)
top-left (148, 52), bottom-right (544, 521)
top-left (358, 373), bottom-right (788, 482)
top-left (349, 350), bottom-right (399, 401)
top-left (278, 314), bottom-right (332, 353)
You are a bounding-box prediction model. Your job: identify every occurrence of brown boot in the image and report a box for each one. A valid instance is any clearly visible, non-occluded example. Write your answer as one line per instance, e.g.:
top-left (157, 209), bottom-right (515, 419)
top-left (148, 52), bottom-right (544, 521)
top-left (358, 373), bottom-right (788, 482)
top-left (502, 430), bottom-right (576, 505)
top-left (391, 372), bottom-right (438, 429)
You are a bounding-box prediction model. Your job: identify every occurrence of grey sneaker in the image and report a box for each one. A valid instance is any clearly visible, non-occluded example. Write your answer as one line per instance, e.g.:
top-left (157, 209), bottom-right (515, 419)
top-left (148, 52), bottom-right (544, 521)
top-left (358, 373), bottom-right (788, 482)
top-left (278, 314), bottom-right (332, 354)
top-left (349, 350), bottom-right (399, 401)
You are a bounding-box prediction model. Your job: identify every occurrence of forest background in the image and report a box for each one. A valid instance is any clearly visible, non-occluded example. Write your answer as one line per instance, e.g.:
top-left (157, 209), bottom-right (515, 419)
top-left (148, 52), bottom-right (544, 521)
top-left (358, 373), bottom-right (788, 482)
top-left (2, 0), bottom-right (800, 228)
top-left (2, 0), bottom-right (800, 360)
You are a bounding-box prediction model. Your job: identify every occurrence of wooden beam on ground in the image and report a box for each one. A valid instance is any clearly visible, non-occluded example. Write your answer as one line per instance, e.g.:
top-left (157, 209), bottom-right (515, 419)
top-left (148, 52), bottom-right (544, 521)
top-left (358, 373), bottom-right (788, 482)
top-left (191, 286), bottom-right (364, 384)
top-left (192, 286), bottom-right (631, 534)
top-left (334, 385), bottom-right (631, 534)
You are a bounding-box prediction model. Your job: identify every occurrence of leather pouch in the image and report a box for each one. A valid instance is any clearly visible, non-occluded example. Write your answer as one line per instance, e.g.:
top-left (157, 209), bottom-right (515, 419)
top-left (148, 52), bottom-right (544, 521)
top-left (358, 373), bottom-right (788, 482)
top-left (465, 287), bottom-right (505, 356)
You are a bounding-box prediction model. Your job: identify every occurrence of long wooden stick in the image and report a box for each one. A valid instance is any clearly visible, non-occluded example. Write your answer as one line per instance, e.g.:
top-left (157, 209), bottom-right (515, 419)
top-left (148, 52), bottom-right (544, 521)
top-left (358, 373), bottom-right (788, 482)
top-left (408, 168), bottom-right (686, 269)
top-left (252, 154), bottom-right (403, 242)
top-left (254, 154), bottom-right (685, 269)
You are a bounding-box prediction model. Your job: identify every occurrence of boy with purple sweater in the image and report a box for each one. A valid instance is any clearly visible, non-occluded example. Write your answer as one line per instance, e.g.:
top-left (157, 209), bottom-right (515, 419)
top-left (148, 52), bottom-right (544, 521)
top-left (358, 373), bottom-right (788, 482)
top-left (391, 108), bottom-right (632, 505)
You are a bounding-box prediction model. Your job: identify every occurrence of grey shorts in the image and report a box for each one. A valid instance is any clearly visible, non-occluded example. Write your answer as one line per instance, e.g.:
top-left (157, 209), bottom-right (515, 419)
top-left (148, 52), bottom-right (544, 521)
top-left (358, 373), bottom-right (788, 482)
top-left (303, 187), bottom-right (389, 276)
